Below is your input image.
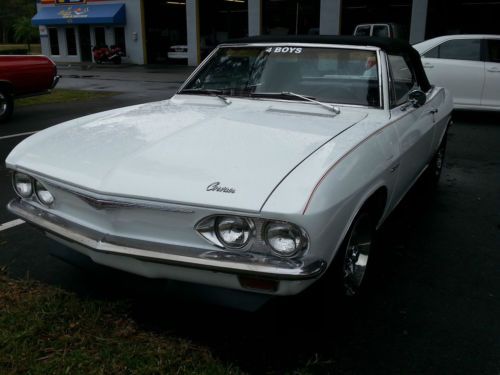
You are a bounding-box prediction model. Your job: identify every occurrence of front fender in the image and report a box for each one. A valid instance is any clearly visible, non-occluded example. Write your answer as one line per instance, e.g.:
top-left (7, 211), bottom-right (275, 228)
top-left (261, 119), bottom-right (399, 268)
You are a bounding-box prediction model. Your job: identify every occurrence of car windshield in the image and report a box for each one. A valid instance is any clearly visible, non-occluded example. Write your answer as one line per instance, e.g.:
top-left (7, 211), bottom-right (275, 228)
top-left (181, 46), bottom-right (381, 107)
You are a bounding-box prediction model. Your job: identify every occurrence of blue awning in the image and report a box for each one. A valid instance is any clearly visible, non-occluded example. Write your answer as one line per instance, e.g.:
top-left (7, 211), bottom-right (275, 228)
top-left (32, 4), bottom-right (126, 26)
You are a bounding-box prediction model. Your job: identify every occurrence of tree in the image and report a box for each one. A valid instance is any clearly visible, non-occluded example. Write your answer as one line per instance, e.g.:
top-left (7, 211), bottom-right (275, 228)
top-left (0, 0), bottom-right (36, 43)
top-left (13, 17), bottom-right (39, 53)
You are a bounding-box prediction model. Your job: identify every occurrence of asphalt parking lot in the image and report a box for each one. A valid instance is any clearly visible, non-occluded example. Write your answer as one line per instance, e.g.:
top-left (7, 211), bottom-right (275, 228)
top-left (0, 67), bottom-right (499, 374)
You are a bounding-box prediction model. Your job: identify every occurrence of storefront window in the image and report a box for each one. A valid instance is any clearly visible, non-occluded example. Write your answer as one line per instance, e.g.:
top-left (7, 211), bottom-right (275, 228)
top-left (49, 28), bottom-right (60, 55)
top-left (114, 27), bottom-right (126, 54)
top-left (95, 27), bottom-right (106, 47)
top-left (66, 28), bottom-right (77, 55)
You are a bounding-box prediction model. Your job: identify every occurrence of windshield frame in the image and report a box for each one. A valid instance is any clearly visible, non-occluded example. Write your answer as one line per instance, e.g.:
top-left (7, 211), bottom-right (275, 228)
top-left (177, 43), bottom-right (384, 110)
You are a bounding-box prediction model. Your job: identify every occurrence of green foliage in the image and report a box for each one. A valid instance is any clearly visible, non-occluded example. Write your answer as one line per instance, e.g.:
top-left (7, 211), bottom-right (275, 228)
top-left (0, 0), bottom-right (37, 44)
top-left (13, 17), bottom-right (38, 52)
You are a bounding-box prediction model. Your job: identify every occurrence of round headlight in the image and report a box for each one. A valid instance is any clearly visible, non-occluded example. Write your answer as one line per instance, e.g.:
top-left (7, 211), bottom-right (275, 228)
top-left (34, 180), bottom-right (54, 206)
top-left (13, 172), bottom-right (33, 198)
top-left (215, 216), bottom-right (252, 249)
top-left (265, 222), bottom-right (307, 257)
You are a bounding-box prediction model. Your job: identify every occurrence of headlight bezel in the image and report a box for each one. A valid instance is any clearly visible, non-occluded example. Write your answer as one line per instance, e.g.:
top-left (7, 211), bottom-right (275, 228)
top-left (264, 221), bottom-right (308, 258)
top-left (195, 215), bottom-right (308, 257)
top-left (12, 172), bottom-right (34, 198)
top-left (11, 171), bottom-right (55, 207)
top-left (214, 215), bottom-right (254, 249)
top-left (34, 179), bottom-right (55, 207)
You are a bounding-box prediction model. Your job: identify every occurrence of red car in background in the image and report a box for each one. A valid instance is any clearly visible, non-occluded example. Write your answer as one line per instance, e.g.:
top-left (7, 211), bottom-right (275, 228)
top-left (0, 55), bottom-right (60, 123)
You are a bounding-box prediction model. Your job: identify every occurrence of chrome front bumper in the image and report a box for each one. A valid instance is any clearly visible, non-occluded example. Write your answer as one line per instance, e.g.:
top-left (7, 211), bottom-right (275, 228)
top-left (8, 198), bottom-right (326, 282)
top-left (51, 75), bottom-right (61, 89)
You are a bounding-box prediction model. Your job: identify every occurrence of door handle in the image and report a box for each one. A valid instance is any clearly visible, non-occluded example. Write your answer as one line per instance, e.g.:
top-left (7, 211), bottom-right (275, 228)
top-left (429, 108), bottom-right (438, 114)
top-left (423, 63), bottom-right (434, 68)
top-left (389, 163), bottom-right (400, 173)
top-left (487, 67), bottom-right (500, 72)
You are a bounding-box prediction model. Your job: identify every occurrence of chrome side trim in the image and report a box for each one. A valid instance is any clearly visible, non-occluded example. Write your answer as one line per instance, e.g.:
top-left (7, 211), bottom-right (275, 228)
top-left (8, 167), bottom-right (197, 213)
top-left (68, 189), bottom-right (195, 213)
top-left (8, 199), bottom-right (326, 280)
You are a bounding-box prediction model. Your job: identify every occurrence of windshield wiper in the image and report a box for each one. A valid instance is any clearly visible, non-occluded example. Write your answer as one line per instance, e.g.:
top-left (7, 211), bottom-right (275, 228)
top-left (251, 91), bottom-right (340, 114)
top-left (178, 88), bottom-right (231, 105)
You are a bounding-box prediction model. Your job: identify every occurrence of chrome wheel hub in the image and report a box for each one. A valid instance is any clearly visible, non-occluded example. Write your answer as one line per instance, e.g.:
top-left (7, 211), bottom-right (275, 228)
top-left (342, 214), bottom-right (372, 296)
top-left (0, 93), bottom-right (7, 116)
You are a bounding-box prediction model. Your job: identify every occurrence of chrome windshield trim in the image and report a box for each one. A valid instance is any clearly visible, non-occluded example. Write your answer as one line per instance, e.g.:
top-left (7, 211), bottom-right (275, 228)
top-left (8, 199), bottom-right (326, 280)
top-left (177, 44), bottom-right (383, 108)
top-left (218, 42), bottom-right (380, 51)
top-left (174, 93), bottom-right (383, 111)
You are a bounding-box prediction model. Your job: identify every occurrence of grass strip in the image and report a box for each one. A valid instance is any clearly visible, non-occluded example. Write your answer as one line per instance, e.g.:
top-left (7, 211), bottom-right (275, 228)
top-left (0, 274), bottom-right (242, 375)
top-left (0, 44), bottom-right (42, 54)
top-left (17, 90), bottom-right (117, 108)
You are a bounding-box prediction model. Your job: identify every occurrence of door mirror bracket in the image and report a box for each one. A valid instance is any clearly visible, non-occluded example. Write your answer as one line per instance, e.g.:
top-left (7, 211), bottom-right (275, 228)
top-left (400, 89), bottom-right (427, 111)
top-left (408, 89), bottom-right (427, 107)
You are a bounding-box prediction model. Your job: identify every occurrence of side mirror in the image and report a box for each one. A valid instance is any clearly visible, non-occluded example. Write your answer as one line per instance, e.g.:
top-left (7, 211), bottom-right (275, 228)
top-left (408, 89), bottom-right (426, 108)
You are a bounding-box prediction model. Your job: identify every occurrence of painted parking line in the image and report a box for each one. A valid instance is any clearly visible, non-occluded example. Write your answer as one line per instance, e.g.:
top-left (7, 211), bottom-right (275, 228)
top-left (0, 219), bottom-right (25, 232)
top-left (0, 131), bottom-right (38, 140)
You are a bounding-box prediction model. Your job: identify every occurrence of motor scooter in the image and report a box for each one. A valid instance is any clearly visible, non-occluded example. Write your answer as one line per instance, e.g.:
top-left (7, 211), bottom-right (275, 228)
top-left (92, 45), bottom-right (123, 64)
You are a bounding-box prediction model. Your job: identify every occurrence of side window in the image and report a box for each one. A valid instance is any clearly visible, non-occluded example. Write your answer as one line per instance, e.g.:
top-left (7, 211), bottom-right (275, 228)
top-left (430, 39), bottom-right (481, 61)
top-left (487, 39), bottom-right (500, 63)
top-left (388, 55), bottom-right (416, 106)
top-left (373, 25), bottom-right (390, 38)
top-left (423, 45), bottom-right (438, 58)
top-left (354, 25), bottom-right (370, 37)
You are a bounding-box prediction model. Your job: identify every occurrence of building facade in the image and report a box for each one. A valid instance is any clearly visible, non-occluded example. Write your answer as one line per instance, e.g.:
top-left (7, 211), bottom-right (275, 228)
top-left (33, 0), bottom-right (146, 64)
top-left (33, 0), bottom-right (500, 66)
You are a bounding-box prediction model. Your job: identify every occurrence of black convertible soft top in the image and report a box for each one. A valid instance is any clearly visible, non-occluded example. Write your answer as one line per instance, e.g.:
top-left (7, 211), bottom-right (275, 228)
top-left (224, 35), bottom-right (431, 92)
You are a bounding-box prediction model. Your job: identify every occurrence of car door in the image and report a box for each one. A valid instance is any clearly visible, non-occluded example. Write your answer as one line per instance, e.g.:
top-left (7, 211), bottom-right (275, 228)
top-left (421, 38), bottom-right (484, 107)
top-left (387, 55), bottom-right (436, 207)
top-left (481, 38), bottom-right (500, 108)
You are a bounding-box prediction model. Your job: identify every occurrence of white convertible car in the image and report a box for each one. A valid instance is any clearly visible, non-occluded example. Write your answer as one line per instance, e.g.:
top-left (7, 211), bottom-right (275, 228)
top-left (7, 36), bottom-right (452, 302)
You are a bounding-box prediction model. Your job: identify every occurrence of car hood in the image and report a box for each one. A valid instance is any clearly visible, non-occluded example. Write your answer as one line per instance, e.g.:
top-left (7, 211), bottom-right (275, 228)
top-left (7, 96), bottom-right (367, 212)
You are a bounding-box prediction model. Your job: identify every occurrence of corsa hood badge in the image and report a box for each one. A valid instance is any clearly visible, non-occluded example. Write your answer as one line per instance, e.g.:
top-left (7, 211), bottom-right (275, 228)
top-left (206, 182), bottom-right (236, 194)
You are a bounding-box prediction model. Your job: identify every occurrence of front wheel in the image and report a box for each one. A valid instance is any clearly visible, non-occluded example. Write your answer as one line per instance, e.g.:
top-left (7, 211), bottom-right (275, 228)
top-left (340, 211), bottom-right (375, 296)
top-left (0, 89), bottom-right (14, 123)
top-left (324, 210), bottom-right (375, 299)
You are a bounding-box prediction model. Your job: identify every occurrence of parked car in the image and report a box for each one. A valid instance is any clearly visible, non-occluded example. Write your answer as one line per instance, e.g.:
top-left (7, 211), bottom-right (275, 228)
top-left (0, 55), bottom-right (60, 122)
top-left (353, 23), bottom-right (408, 40)
top-left (414, 34), bottom-right (500, 111)
top-left (6, 36), bottom-right (452, 306)
top-left (167, 45), bottom-right (188, 60)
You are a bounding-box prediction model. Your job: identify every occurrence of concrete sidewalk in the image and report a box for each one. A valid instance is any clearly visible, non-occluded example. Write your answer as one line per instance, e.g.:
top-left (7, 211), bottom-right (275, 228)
top-left (56, 64), bottom-right (195, 100)
top-left (57, 63), bottom-right (195, 84)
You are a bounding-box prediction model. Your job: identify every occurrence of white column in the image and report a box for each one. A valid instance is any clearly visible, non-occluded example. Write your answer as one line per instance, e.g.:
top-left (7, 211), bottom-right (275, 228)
top-left (36, 3), bottom-right (51, 58)
top-left (248, 0), bottom-right (261, 36)
top-left (319, 0), bottom-right (342, 35)
top-left (410, 0), bottom-right (428, 44)
top-left (186, 0), bottom-right (200, 66)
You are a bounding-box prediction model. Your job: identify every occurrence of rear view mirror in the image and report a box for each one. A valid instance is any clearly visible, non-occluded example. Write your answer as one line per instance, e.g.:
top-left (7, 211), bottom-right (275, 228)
top-left (408, 89), bottom-right (426, 108)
